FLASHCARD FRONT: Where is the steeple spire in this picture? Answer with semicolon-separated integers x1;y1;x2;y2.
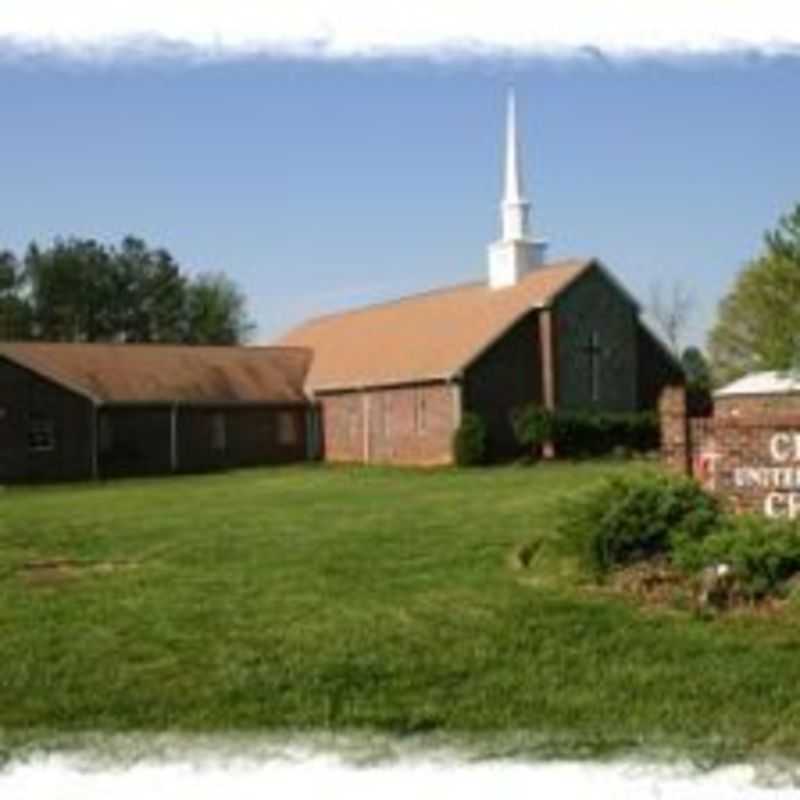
488;88;548;289
503;88;527;214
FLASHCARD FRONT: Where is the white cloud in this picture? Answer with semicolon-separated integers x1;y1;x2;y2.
2;0;800;61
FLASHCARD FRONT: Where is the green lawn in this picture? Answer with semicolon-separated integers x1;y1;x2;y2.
2;462;800;763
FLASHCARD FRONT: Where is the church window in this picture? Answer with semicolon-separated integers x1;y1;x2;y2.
415;390;427;434
28;414;55;452
211;412;227;451
278;411;297;445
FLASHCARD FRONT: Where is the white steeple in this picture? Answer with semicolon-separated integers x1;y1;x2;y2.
488;88;548;289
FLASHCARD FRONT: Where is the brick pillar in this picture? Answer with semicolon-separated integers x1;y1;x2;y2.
538;309;556;411
538;309;557;459
659;384;690;475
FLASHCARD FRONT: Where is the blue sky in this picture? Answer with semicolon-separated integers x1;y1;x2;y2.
2;54;800;348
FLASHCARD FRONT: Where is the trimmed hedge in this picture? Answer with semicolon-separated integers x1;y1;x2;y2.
511;405;660;458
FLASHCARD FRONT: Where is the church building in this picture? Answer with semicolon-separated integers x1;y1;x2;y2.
0;91;681;482
278;90;681;464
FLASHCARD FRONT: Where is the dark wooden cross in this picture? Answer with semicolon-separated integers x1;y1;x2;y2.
582;331;602;403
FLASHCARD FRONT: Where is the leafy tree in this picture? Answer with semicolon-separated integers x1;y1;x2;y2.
0;250;32;340
13;235;254;345
110;237;187;342
708;204;800;384
182;272;254;345
680;346;711;392
25;238;115;341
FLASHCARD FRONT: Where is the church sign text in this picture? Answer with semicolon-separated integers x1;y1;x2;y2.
715;432;800;519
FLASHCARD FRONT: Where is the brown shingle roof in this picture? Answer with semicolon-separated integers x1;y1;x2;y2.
277;259;592;391
0;343;312;405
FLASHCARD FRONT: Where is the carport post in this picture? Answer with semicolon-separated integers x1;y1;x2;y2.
170;404;179;473
91;403;99;480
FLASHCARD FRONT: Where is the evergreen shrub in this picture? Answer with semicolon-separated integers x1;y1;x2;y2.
672;515;800;600
510;405;554;457
558;472;720;577
551;411;660;457
452;412;487;466
510;406;660;459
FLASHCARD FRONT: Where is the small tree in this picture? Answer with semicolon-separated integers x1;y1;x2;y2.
681;346;713;415
648;280;694;355
708;203;800;384
452;413;487;466
182;272;254;345
511;404;553;458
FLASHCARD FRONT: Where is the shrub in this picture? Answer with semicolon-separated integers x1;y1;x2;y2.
511;408;660;460
550;411;660;458
558;472;720;577
452;412;487;466
672;515;800;600
510;405;553;456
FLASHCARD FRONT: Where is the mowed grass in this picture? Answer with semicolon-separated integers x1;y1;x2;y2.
3;462;800;762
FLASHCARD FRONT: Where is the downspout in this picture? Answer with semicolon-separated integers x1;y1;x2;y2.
305;404;318;462
450;379;463;429
90;402;100;480
362;391;371;464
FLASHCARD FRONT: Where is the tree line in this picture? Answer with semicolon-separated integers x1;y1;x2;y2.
0;236;253;345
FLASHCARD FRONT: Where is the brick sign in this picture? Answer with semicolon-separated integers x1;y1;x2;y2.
732;432;800;518
660;385;800;518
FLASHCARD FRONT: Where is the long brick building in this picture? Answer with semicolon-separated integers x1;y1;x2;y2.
0;343;313;482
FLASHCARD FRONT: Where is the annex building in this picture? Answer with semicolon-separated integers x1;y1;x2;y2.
0;343;312;482
0;91;680;481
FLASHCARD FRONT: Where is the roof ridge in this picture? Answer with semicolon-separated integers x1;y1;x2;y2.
0;342;309;353
290;278;485;330
284;258;588;333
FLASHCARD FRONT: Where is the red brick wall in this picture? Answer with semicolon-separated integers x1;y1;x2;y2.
660;385;800;517
659;384;689;475
715;394;800;420
317;382;457;465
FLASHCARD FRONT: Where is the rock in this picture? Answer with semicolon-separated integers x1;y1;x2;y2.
695;562;737;612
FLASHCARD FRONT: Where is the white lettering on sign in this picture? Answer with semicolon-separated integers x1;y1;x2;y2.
770;433;792;462
733;465;800;490
702;430;800;519
764;491;800;520
769;432;800;463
